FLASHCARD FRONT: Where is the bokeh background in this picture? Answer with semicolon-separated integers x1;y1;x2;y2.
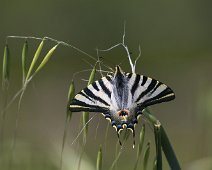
0;0;212;170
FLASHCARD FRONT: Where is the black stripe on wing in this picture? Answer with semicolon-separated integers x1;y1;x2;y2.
69;99;109;112
79;91;94;102
92;81;99;91
131;74;141;96
141;87;175;107
150;81;163;94
141;76;147;86
99;77;111;98
136;79;157;103
83;87;110;106
69;75;112;113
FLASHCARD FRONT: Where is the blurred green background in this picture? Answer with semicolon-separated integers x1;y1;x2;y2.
0;0;212;169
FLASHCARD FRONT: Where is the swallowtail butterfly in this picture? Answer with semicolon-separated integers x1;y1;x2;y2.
69;66;175;145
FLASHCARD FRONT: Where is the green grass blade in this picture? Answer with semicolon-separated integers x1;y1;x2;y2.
34;44;58;75
104;122;110;149
82;111;89;144
2;43;10;89
96;145;102;170
143;142;150;170
154;123;162;170
87;64;96;85
161;126;181;170
153;158;157;170
25;40;44;81
138;125;145;157
67;80;75;102
21;40;28;84
67;80;75;118
1;43;10;151
82;65;96;144
60;81;75;170
110;142;122;170
143;108;181;170
133;125;145;170
143;108;157;125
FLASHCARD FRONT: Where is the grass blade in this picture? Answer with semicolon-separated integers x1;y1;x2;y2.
67;80;75;118
153;158;157;170
154;122;162;170
82;65;96;144
96;145;102;170
87;64;96;85
82;111;89;144
134;125;145;170
138;125;145;157
67;80;75;102
2;43;10;89
161;126;181;170
34;44;58;75
1;43;10;151
143;108;181;170
21;40;28;84
60;81;75;170
143;142;150;170
25;40;44;81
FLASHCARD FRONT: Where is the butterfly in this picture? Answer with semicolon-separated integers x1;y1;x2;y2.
69;66;175;145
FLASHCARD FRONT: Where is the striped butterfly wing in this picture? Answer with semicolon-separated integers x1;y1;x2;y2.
69;76;112;113
126;73;175;109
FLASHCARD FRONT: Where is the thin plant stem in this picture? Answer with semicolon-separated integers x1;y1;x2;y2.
104;122;110;152
77;146;85;170
9;87;25;170
0;87;9;151
60;115;71;170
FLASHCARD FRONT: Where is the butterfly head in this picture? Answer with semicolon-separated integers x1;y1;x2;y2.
114;65;124;77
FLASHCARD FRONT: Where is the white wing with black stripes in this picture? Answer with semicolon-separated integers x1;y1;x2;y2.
126;73;175;109
69;65;175;146
69;76;112;113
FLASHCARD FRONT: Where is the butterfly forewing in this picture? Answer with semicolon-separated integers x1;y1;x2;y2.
69;76;113;112
126;73;175;108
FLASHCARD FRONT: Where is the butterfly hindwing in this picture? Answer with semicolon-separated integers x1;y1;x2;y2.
69;76;113;113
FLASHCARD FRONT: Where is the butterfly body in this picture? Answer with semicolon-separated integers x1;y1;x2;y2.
70;66;175;137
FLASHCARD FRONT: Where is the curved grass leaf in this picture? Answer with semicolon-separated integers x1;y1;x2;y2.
21;41;28;84
34;44;58;75
138;125;145;157
143;108;181;170
67;80;75;102
25;40;44;81
67;80;75;118
143;141;150;170
1;43;10;151
60;81;75;170
154;122;162;170
96;145;102;170
134;125;145;170
2;44;10;89
161;126;181;170
153;158;157;170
